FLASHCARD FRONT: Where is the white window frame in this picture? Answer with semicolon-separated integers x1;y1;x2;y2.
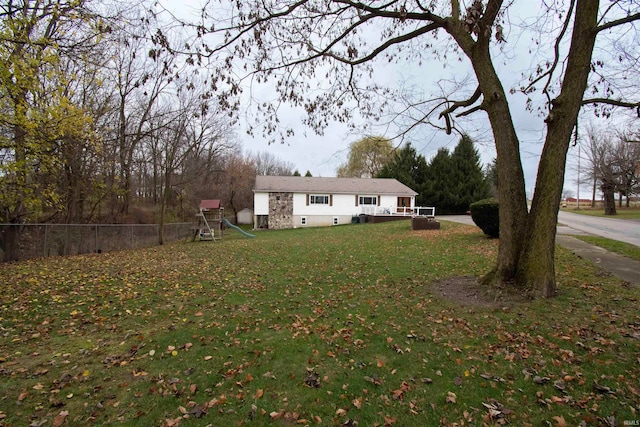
301;216;307;226
310;194;330;205
358;196;377;205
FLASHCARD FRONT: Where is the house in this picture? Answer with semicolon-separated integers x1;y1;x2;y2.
253;175;419;230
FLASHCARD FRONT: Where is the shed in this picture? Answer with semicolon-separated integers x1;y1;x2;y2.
237;208;254;225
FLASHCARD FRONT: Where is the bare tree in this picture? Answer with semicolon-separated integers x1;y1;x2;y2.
248;151;295;176
582;125;640;214
613;132;640;207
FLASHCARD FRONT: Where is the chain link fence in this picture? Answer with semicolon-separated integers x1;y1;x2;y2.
0;223;193;262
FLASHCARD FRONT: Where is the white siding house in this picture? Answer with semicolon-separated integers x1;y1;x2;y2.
253;176;418;229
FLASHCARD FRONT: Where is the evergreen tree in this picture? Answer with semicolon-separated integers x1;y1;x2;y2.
422;148;456;213
377;143;428;203
304;170;313;177
485;158;499;197
420;136;490;214
450;135;491;213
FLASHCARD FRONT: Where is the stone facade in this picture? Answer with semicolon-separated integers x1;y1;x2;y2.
268;192;293;230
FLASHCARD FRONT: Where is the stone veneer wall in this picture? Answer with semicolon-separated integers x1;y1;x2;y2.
268;192;294;230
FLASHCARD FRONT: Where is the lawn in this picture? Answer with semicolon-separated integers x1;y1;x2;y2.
1;221;638;427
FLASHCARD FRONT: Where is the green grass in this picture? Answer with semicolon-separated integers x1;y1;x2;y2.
574;235;640;262
1;221;639;427
562;207;640;220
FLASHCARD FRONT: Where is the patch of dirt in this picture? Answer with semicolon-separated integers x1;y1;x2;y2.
432;276;528;308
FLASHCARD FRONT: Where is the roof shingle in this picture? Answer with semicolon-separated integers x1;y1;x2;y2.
254;176;417;196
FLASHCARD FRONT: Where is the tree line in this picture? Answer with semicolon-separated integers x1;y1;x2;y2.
0;0;297;261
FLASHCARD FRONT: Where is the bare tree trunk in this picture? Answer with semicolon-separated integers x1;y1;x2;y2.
602;181;617;215
517;0;599;297
448;18;528;286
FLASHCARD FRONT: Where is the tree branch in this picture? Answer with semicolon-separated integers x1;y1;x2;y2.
523;0;575;105
595;12;640;33
313;21;444;66
438;86;482;134
582;98;640;116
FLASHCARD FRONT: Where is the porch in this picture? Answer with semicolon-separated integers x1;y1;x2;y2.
356;206;436;224
359;206;436;217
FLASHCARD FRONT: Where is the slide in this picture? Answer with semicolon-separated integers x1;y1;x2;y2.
222;218;256;238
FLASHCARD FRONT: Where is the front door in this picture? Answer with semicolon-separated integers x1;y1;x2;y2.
397;197;411;213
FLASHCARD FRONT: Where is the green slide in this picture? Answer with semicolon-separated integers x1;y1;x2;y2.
222;218;256;238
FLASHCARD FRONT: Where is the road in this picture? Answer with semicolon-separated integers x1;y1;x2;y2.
557;210;640;247
438;212;640;247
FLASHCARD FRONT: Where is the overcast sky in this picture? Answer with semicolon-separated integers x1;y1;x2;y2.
159;1;629;199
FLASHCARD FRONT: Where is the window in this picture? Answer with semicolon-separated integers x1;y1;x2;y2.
358;196;377;205
310;195;329;204
301;216;307;225
333;217;339;225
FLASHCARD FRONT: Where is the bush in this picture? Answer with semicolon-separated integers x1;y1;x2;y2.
469;198;499;238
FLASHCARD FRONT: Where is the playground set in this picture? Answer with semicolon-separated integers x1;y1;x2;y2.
193;200;255;241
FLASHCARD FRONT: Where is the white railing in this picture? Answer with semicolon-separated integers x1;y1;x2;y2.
359;206;436;217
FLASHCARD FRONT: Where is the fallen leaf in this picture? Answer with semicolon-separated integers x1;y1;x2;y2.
446;391;457;404
52;411;69;427
384;415;397;425
352;397;363;409
552;415;567;427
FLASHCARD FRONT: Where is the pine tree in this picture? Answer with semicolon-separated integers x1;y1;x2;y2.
377;143;427;203
450;135;491;213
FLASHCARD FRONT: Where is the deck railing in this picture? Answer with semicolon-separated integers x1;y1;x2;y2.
360;206;436;217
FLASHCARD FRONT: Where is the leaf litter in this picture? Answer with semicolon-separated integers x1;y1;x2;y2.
0;221;638;426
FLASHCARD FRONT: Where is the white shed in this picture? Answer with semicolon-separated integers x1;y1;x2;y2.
237;208;254;225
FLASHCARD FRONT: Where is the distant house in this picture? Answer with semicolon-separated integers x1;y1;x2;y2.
253;175;419;229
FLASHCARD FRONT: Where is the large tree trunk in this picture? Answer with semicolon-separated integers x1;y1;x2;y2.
449;16;529;286
516;0;599;297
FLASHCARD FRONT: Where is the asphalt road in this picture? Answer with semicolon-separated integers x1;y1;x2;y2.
439;211;640;247
557;210;640;247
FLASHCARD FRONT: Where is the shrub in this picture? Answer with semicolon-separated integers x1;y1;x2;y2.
469;198;499;238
